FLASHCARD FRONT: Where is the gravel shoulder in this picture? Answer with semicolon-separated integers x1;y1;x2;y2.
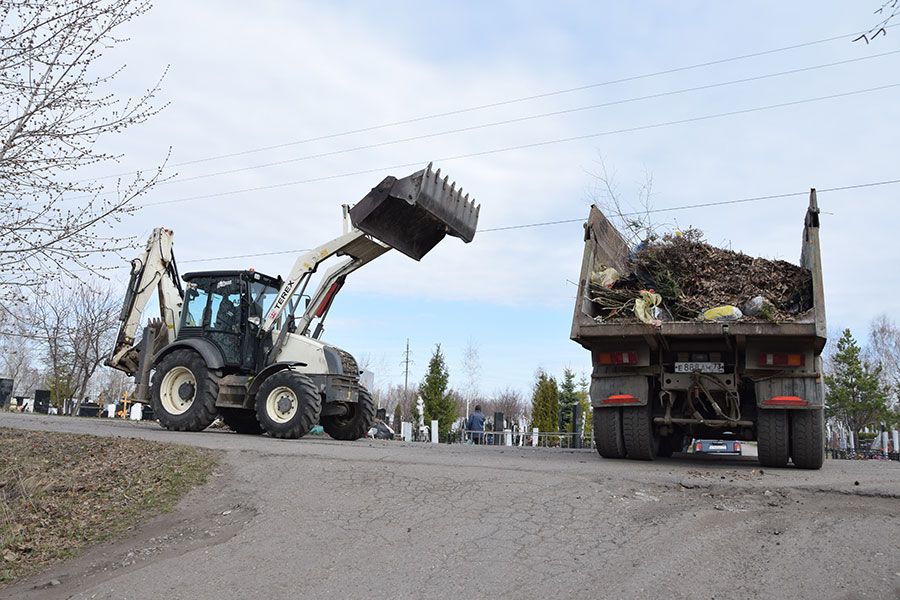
1;412;898;600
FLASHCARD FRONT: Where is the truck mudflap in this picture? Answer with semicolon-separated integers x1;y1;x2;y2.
590;375;649;407
349;163;480;261
755;376;824;409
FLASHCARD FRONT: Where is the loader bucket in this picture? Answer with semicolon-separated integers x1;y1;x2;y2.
349;163;480;260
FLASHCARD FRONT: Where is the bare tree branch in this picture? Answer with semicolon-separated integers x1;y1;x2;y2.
0;0;169;296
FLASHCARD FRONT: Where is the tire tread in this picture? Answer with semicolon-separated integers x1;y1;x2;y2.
758;409;790;468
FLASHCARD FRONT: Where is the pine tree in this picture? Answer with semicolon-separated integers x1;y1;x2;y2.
577;372;592;436
530;371;559;445
392;403;402;431
825;329;892;438
419;344;455;437
558;368;579;433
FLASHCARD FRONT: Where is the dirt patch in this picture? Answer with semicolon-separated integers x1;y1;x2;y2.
0;428;216;586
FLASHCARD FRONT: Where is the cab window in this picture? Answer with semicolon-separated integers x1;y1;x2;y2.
183;285;209;327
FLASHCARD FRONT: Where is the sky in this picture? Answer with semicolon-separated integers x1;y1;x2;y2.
74;1;900;399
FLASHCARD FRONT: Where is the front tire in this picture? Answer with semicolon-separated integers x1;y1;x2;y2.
790;409;824;469
758;409;790;468
593;407;626;458
150;349;219;432
219;407;262;435
255;370;322;439
321;387;376;441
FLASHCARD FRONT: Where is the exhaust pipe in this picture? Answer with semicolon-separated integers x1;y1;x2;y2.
349;163;480;260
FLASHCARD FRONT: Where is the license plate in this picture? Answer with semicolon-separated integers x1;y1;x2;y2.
709;444;727;450
675;362;725;373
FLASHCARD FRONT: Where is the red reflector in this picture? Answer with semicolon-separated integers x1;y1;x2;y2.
762;396;808;407
757;352;805;367
602;394;638;405
595;351;638;365
315;283;340;318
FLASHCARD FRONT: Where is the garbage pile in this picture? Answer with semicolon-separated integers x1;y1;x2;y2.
590;229;814;324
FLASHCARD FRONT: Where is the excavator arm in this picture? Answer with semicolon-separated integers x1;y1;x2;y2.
261;163;480;362
106;228;184;375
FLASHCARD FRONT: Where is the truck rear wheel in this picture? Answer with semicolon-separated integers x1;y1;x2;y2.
219;407;262;435
757;409;790;468
150;349;219;432
658;433;683;458
255;370;322;439
321;387;376;441
790;409;824;469
593;407;626;458
622;404;658;460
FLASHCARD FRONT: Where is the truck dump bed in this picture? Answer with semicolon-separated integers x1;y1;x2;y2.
571;191;827;350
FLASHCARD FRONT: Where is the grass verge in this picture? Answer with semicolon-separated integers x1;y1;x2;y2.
0;428;217;585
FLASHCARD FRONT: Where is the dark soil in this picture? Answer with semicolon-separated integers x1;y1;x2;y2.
0;428;216;585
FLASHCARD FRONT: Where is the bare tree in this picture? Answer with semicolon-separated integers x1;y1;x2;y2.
588;157;659;246
485;387;526;422
460;338;481;419
0;0;168;295
854;1;899;43
27;281;119;408
866;314;900;407
0;305;41;395
91;364;130;403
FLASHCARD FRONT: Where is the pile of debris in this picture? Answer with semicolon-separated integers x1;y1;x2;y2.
590;229;814;324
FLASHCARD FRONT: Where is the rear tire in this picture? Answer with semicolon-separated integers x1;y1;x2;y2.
255;370;322;439
658;433;682;458
757;409;790;468
219;407;262;435
790;409;825;469
593;407;626;458
622;404;658;460
321;387;376;441
150;350;218;432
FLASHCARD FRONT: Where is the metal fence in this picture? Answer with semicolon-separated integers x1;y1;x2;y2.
826;448;900;462
453;430;595;449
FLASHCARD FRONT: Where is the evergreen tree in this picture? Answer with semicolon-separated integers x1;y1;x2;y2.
392;403;403;431
530;371;559;445
825;329;892;437
558;368;579;434
577;373;592;436
419;344;456;437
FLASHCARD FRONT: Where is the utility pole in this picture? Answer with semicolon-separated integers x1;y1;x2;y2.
401;338;413;399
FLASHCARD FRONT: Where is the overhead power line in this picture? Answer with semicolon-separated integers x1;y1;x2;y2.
142;82;900;208
478;178;900;232
154;50;900;186
74;175;900;274
89;26;891;181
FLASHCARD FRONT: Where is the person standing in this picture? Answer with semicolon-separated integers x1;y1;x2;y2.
467;404;485;445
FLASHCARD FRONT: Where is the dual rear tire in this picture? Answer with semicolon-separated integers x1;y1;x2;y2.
758;408;824;469
593;404;659;460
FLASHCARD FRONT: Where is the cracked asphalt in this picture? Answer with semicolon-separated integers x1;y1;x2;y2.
2;412;899;600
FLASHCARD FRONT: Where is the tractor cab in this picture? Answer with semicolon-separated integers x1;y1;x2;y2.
178;270;282;371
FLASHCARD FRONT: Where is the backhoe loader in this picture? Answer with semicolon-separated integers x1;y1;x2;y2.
106;164;480;439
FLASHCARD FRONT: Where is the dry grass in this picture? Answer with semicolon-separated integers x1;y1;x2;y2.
0;428;217;585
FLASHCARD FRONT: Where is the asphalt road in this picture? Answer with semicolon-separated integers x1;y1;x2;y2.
2;413;899;600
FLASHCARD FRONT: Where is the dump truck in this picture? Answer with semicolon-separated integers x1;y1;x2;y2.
571;190;826;469
107;164;479;440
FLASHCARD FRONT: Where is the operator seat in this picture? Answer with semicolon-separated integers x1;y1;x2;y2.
214;297;240;332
